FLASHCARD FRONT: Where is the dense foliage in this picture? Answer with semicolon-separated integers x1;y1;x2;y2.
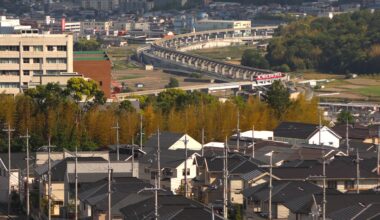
0;83;320;152
74;39;101;51
265;10;380;74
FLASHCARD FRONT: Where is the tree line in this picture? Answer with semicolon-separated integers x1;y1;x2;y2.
242;10;380;74
0;80;319;152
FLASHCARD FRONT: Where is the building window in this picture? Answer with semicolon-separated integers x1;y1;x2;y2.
327;181;337;189
182;168;190;176
23;58;30;64
344;180;355;190
23;46;30;51
0;46;19;51
57;46;67;51
0;83;19;88
23;70;30;76
0;70;19;76
47;46;54;51
33;70;43;75
47;58;66;64
0;58;19;64
33;46;43;52
151;171;157;180
46;70;61;75
144;167;150;174
33;58;42;64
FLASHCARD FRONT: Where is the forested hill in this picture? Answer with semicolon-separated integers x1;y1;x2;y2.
216;0;360;5
265;10;380;74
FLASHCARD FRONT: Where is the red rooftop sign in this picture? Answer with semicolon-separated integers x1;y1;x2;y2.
256;72;283;80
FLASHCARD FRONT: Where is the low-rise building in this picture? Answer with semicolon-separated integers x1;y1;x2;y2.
0;33;82;94
194;19;251;33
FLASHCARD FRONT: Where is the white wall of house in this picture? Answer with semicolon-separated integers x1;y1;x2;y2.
308;126;340;148
277;204;290;219
171;154;198;194
230;179;244;204
169;134;202;151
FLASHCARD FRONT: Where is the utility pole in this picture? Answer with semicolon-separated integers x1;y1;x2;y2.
236;111;240;151
346;107;350;156
269;152;273;220
140;114;143;150
20;129;31;220
157;127;161;189
112;120;120;161
251;125;255;158
46;137;56;220
377;126;380;175
74;118;79;220
355;149;361;194
108;159;112;220
137;174;165;220
319;111;326;220
259;151;274;220
201;128;205;157
223;137;228;219
182;135;189;197
3;124;14;218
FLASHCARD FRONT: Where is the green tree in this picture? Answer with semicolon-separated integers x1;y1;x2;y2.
337;110;354;124
66;78;100;102
241;49;269;69
266;80;290;119
74;39;101;51
165;77;179;88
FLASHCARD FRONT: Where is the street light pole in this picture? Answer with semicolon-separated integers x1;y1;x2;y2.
223;137;228;220
140;114;143;150
112;120;120;161
3;124;14;218
20;129;31;220
236;111;240;151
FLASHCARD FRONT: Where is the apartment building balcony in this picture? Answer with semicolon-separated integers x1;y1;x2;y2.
0;75;20;82
0;51;20;58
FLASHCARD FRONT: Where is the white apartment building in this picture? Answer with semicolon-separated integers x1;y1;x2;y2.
63;21;81;33
0;33;80;94
195;19;251;32
80;20;112;35
0;16;32;34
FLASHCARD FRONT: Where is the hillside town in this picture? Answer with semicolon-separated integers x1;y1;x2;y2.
0;0;380;220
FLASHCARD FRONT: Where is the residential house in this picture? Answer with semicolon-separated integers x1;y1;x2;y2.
0;153;34;204
35;156;134;217
272;156;380;193
242;180;336;219
139;132;202;195
120;195;224;220
79;177;155;220
273;122;342;148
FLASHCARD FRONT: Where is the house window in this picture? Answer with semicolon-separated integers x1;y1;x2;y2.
23;58;30;63
344;180;355;190
182;168;190;176
47;46;54;51
151;171;157;180
144;167;150;174
327;181;337;189
33;46;43;51
23;46;30;51
23;70;30;76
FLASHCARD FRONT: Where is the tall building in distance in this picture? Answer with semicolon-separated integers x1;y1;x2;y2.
0;33;81;94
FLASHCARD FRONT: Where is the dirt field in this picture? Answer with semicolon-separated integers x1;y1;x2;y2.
112;69;211;91
316;77;380;101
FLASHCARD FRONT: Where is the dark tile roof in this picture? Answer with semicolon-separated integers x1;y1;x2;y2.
242;181;323;203
79;177;156;215
37;157;107;182
272;156;379;180
332;124;370;140
0;152;35;170
170;207;224;220
339;139;376;159
274;122;319;139
119;195;210;220
140;148;199;169
143;131;184;153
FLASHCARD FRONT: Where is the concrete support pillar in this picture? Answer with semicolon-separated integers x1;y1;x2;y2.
221;66;227;75
214;64;219;73
235;70;240;79
175;55;180;62
207;63;212;72
194;59;199;68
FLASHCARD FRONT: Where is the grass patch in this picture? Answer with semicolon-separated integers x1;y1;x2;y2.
117;74;144;80
189;45;256;61
354;86;380;97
